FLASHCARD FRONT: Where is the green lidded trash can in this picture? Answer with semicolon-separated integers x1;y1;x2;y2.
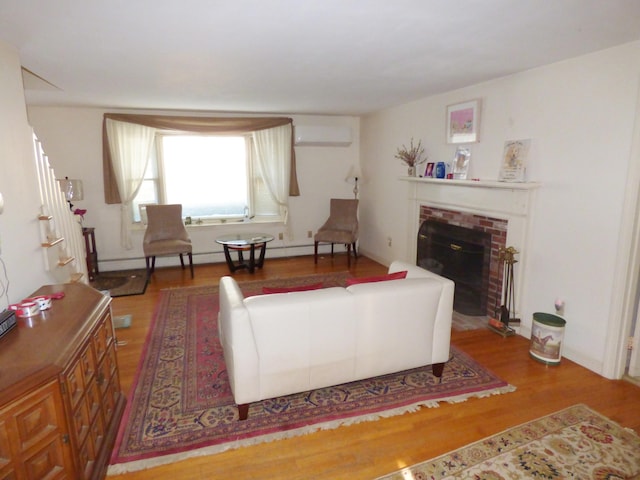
529;312;566;365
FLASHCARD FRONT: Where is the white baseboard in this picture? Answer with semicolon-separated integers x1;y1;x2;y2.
96;243;329;272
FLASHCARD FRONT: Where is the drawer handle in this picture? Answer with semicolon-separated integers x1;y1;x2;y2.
450;243;462;251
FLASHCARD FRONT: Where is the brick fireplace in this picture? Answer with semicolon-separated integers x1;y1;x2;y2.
418;206;508;317
403;177;539;324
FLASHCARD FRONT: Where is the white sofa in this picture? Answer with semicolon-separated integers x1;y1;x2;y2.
218;260;454;420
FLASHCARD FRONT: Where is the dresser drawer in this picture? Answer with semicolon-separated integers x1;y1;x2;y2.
0;380;73;479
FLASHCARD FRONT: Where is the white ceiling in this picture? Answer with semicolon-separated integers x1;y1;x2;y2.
2;0;640;115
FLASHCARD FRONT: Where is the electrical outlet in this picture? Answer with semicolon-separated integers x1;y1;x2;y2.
387;237;392;247
307;230;312;238
278;232;284;240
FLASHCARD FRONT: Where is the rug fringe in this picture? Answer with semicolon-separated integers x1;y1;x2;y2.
107;383;516;475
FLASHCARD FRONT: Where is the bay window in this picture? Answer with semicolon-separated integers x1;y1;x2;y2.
103;114;298;248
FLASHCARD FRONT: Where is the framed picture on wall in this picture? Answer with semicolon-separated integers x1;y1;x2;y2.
446;99;481;144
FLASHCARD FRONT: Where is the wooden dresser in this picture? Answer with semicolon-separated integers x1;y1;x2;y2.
0;283;126;479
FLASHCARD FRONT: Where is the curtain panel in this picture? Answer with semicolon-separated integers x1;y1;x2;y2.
252;124;292;224
102;113;300;204
104;119;156;249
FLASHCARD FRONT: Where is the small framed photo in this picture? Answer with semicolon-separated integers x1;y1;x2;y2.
452;147;470;179
446;99;481;144
424;162;435;177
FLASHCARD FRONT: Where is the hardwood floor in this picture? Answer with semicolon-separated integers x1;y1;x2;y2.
108;254;640;480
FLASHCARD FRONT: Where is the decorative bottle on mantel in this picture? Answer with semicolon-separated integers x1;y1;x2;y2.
408;166;416;177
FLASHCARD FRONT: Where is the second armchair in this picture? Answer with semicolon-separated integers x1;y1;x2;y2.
314;198;359;267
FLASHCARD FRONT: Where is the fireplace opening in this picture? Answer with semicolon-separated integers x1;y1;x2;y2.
417;220;491;316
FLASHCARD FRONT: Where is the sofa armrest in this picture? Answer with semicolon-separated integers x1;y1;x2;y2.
218;276;260;404
389;260;443;280
387;260;454;363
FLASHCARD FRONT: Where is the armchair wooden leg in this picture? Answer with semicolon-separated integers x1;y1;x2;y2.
347;243;351;267
330;243;334;257
238;403;249;421
432;362;445;378
145;256;152;276
179;253;185;269
314;241;319;264
145;256;156;275
352;242;358;258
188;253;194;278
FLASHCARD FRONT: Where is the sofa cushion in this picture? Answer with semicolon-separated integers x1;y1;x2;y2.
347;278;444;379
262;282;323;294
244;287;358;399
346;270;407;286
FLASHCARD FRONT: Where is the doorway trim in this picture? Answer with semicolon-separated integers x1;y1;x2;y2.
604;77;640;379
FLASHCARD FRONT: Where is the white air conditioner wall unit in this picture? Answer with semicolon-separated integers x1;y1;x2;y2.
294;126;352;147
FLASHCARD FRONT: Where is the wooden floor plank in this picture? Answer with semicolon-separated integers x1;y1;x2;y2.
108;254;640;480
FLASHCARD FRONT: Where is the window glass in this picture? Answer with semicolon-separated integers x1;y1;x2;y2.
132;132;283;223
132;150;159;222
162;135;247;220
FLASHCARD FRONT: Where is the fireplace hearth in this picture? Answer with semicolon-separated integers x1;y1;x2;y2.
418;220;491;315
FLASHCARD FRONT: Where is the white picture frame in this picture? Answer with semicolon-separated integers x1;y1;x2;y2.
499;139;531;182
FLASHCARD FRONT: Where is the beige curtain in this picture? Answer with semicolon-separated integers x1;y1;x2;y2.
252;124;292;223
102;113;299;204
105;119;156;249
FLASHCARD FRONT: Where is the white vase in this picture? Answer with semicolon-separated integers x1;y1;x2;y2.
407;166;416;177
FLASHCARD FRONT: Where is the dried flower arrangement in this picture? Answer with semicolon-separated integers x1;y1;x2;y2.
395;138;426;167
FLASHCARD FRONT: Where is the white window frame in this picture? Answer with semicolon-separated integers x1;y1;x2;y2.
132;131;283;224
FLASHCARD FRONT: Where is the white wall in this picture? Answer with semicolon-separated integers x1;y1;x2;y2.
25;108;360;271
360;41;640;376
0;41;54;310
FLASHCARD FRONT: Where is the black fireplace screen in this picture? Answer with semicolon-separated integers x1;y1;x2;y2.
417;220;491;316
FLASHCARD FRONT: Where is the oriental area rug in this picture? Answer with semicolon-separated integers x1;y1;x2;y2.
376;404;640;479
108;273;515;475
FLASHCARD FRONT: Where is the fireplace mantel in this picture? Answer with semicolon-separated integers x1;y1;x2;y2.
400;177;540;191
400;177;540;219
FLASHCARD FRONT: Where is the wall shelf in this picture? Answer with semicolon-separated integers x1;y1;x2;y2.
57;256;75;266
41;237;64;248
70;272;84;283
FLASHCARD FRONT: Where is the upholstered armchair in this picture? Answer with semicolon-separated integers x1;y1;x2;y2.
143;204;194;278
314;198;359;267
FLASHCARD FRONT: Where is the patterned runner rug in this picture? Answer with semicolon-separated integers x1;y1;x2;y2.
376;404;640;479
108;273;515;475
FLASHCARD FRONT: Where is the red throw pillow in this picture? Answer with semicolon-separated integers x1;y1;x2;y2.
346;270;408;286
262;282;324;294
